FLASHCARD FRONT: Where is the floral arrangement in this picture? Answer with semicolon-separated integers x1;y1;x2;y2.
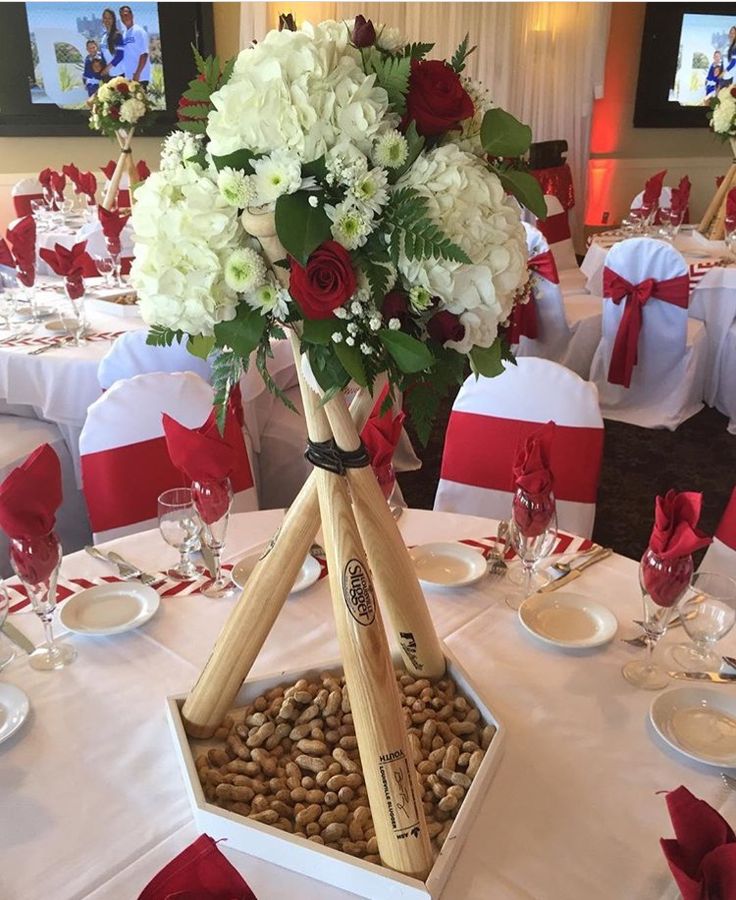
132;17;544;439
89;77;153;136
708;85;736;138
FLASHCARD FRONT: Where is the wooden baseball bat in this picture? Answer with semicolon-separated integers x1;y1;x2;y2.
181;388;377;739
290;331;432;878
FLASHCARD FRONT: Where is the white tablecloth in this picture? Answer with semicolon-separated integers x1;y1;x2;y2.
36;218;135;275
581;231;736;405
2;509;732;899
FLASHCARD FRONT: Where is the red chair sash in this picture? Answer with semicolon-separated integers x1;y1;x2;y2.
537;211;570;245
529;249;559;285
13;193;44;218
602;267;690;388
507;297;537;344
716;488;736;551
440;412;603;504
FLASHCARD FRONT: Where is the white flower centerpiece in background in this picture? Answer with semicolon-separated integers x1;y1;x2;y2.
132;15;545;438
709;85;736;138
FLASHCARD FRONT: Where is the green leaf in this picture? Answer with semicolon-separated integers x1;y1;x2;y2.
469;339;506;378
146;326;183;347
305;344;350;394
187;334;215;359
403;380;440;446
301;155;327;181
191;43;207;77
256;339;298;414
334;341;368;387
213;305;267;357
178;120;207;134
379;329;432;374
384;187;471;264
480;108;533;158
211;148;257;174
182;81;212;102
365;54;411;114
275;191;332;266
388;120;425;184
496;168;547;219
450;33;476;74
177;103;211;120
219;56;236;88
301;318;336;346
403;41;434;59
210;350;244;433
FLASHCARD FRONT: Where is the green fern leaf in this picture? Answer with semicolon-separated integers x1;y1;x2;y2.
450;33;477;74
366;54;410;114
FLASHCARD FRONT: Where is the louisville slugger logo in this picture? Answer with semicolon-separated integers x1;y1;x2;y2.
342;559;375;626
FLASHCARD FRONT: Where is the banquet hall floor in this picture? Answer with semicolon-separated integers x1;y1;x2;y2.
400;402;736;562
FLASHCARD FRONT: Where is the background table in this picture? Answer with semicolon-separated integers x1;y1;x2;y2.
1;509;732;899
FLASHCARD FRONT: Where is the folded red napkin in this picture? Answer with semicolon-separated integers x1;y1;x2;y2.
661;786;736;900
38;167;53;189
136;160;151;182
0;444;62;540
98;207;129;256
362;407;405;470
7;216;36;285
101;159;117;181
642;170;666;208
512;421;556;538
77;171;98;204
39;241;96;297
138;834;257;900
670;176;691;216
62;163;81;188
0;238;15;269
49;170;66;199
727;188;736;222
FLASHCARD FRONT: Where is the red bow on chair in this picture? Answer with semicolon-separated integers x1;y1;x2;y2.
529;249;559;285
603;267;689;388
507;250;559;343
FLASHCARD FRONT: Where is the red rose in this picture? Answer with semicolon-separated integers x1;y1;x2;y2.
382;289;411;328
109;107;120;119
731;86;736;98
427;310;464;344
117;82;129;93
289;241;357;320
405;60;474;137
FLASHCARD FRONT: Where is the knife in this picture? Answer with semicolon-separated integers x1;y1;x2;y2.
669;671;736;683
537;547;613;592
2;620;35;654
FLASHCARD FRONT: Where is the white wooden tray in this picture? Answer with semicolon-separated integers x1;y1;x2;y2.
167;645;504;899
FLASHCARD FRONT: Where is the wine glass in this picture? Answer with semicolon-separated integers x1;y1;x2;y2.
30;199;48;232
725;216;736;258
192;478;236;599
158;488;205;581
670;571;736;671
9;530;76;670
0;273;18;330
505;488;558;610
622;548;693;690
0;584;17;671
94;255;115;289
58;280;87;346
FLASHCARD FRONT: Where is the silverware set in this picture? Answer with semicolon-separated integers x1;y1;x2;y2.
28;336;73;356
84;545;161;585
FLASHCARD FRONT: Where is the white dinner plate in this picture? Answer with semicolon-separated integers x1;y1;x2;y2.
14;306;55;321
59;582;160;635
0;683;30;745
231;551;321;594
650;687;736;767
518;591;618;649
409;542;487;588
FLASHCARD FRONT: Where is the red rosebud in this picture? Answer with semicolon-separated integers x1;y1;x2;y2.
404;59;474;137
109;107;120;119
352;14;376;48
289;241;357;320
427;309;464;344
381;289;411;327
117;82;129;93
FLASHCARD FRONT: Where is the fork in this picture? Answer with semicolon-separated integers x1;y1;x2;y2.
29;336;72;356
723;656;736;670
721;772;736;792
483;522;509;576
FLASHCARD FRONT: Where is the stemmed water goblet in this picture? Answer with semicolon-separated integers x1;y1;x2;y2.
9;530;76;670
58;278;87;346
192;477;236;598
622;548;693;690
505;487;558;610
93;255;115;289
158;488;205;581
0;584;17;671
0;273;18;330
669;571;736;671
725;216;736;259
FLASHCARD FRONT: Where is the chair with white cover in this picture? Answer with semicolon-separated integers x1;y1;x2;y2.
714;322;736;435
434;357;604;538
700;487;736;577
79;372;257;544
514;224;602;379
588;237;708;430
0;418;91;576
97;329;213;390
11;177;44;218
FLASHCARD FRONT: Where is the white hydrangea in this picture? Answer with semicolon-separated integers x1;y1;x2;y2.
217;166;256;207
206;26;390;163
396;144;527;337
130;163;241;335
160;131;204;171
119;97;147;124
451;77;497;157
712;87;736;134
446;306;503;355
376;25;406;54
252;149;302;205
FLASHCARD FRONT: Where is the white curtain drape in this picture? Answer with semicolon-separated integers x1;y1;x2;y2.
238;3;611;250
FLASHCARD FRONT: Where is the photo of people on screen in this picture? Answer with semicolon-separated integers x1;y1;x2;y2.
25;2;164;109
670;13;736;106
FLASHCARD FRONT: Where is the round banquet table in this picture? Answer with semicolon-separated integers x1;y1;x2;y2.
581;228;736;407
1;508;733;900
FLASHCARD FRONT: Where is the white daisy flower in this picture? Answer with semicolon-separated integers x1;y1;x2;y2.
325;200;372;250
372;130;408;169
224;247;266;293
352;168;389;215
252;149;302;205
217;167;256;208
409;285;432;311
246;280;290;318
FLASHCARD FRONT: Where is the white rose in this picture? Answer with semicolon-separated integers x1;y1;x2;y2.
120;97;146;124
396;144;527;324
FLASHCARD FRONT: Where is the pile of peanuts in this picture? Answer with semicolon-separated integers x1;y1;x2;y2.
195;669;495;868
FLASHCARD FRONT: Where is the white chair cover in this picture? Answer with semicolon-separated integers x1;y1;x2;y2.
434;357;604;538
589;237;707;430
515;224;602;380
79;372;257;544
715;322;736;435
98;330;212;390
11;177;44;218
700;487;736;577
0;417;90;576
631;186;673;211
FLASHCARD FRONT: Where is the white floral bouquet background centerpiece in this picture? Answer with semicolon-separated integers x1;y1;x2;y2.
132;16;545;439
88;76;152;136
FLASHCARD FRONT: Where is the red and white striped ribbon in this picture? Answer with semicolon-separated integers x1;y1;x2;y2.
1;330;126;350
